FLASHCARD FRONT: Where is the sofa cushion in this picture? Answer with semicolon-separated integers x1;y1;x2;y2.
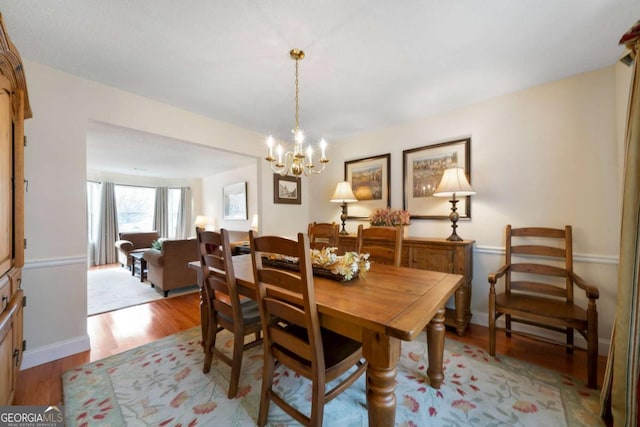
119;231;159;249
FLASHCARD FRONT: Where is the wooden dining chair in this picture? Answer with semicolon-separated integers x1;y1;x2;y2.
356;224;403;266
196;228;263;398
307;221;339;250
249;231;367;426
488;225;600;388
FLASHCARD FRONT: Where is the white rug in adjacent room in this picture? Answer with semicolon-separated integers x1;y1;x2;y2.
87;267;198;316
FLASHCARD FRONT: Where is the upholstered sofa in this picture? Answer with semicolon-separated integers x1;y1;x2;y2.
143;238;199;297
115;231;159;268
227;230;250;255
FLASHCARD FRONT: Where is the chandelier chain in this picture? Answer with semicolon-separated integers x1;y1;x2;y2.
294;58;300;132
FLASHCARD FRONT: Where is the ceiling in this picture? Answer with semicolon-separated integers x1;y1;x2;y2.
2;1;639;178
86;121;256;179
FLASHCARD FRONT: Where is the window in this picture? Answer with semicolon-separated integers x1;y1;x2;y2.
115;185;156;232
167;188;182;239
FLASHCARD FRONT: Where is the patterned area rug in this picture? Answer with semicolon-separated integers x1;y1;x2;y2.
62;327;603;426
87;267;199;316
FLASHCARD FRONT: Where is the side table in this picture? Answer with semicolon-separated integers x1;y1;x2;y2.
130;251;147;282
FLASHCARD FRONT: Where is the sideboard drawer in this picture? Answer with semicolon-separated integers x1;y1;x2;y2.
0;276;10;314
407;245;454;272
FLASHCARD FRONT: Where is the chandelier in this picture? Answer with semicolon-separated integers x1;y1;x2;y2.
265;49;329;177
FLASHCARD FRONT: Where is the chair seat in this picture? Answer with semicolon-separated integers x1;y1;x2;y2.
495;293;587;329
217;299;261;325
280;324;363;371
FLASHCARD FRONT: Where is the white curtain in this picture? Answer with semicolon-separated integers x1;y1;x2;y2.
174;186;191;239
94;182;119;265
154;186;168;238
600;22;640;426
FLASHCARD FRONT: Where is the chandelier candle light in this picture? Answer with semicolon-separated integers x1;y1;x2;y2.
265;49;329;177
433;167;476;241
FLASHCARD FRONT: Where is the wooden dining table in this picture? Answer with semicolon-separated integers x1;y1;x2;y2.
190;255;463;427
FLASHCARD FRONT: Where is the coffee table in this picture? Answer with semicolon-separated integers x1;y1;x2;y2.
130;251;147;282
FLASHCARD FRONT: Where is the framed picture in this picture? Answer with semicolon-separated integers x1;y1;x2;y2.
344;154;391;219
223;182;248;220
403;138;471;219
273;174;301;204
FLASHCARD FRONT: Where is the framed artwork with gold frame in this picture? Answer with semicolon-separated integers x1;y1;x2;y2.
344;153;391;219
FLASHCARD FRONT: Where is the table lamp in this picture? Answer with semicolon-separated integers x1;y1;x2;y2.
330;181;357;235
194;215;211;232
251;214;259;233
433;167;475;241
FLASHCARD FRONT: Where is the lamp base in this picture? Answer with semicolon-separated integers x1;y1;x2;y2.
446;231;463;241
446;196;464;241
339;202;349;235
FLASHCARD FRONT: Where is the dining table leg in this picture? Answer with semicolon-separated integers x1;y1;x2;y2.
426;306;446;388
362;329;401;427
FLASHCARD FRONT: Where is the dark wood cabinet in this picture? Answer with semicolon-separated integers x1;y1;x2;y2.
339;235;474;335
0;14;31;405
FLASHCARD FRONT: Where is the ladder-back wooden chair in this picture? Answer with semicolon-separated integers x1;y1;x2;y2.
249;231;367;426
307;222;339;250
356;224;403;266
488;225;600;388
196;228;263;398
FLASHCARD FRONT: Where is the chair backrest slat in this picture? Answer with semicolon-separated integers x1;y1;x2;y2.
510;263;566;277
510;281;568;297
512;245;566;258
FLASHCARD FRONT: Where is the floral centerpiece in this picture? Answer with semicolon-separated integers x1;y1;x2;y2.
370;208;411;226
310;247;370;281
262;247;370;282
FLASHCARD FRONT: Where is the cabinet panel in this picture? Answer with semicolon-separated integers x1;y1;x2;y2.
0;86;11;277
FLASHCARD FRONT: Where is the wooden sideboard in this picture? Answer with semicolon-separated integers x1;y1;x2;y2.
0;14;31;404
339;235;474;335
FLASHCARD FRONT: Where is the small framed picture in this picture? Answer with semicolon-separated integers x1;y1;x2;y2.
223;182;248;220
403;138;471;219
344;153;391;219
273;174;301;205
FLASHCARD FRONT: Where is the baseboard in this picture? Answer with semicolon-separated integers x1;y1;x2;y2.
20;334;91;370
471;312;610;356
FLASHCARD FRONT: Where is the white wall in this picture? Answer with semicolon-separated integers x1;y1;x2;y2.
19;57;629;368
309;65;628;355
201;164;258;233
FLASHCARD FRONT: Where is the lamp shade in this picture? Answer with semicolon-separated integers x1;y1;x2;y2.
251;214;259;232
433;168;476;197
194;215;211;228
330;181;357;203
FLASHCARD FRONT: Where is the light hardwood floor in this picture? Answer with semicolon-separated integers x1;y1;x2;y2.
14;290;607;406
